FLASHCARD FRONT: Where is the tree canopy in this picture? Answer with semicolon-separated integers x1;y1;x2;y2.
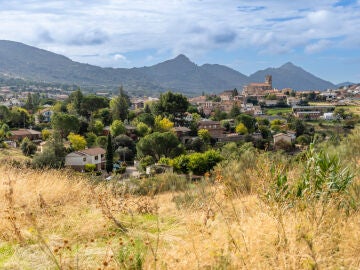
158;91;189;119
136;132;183;160
110;86;130;121
110;120;126;137
51;112;80;138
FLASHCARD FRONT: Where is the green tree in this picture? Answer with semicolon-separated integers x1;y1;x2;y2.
8;107;31;128
296;134;312;145
265;93;277;100
89;119;104;135
93;108;112;126
229;105;240;118
80;95;109;118
198;129;211;143
110;86;130;121
172;150;222;175
96;136;107;148
20;137;37;156
136;122;151;137
113;134;136;153
32;132;66;168
290;119;306;136
136;113;154;127
85;132;97;147
68;89;83;115
24;93;34;111
154;116;174;132
258;125;271;139
116;146;135;162
237;114;256;132
139;155;155;171
110;120;126;137
185;137;207;152
232;88;239;97
0;105;10;122
235;123;248;134
158;91;189;120
67;133;87;151
212;108;227;121
53;101;67;113
0;123;11;144
105;134;113;173
41;129;51;141
136;132;183;160
51;113;80;138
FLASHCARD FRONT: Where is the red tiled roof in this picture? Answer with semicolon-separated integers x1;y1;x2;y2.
11;129;41;136
248;83;270;87
76;147;106;156
173;126;191;132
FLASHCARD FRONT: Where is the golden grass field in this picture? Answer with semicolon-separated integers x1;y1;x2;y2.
1;155;360;269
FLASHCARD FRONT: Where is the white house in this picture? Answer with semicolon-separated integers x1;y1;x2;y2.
321;112;336;120
65;147;106;171
38;108;54;123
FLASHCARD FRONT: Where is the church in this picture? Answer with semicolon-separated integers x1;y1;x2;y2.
243;75;273;95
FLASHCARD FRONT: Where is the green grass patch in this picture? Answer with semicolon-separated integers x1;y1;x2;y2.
264;107;292;116
0;243;15;267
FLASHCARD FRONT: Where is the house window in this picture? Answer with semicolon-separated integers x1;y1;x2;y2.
95;156;98;160
83;157;86;162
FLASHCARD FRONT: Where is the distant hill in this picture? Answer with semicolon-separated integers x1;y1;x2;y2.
0;40;337;94
249;62;335;91
336;82;356;88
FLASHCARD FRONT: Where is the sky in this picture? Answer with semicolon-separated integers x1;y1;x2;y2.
0;0;359;84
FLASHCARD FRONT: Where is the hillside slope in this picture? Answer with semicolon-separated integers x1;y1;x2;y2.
0;40;336;93
249;62;335;90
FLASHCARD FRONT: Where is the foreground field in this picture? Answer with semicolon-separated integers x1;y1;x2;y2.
1;146;360;270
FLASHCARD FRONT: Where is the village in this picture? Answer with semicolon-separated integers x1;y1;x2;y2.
0;76;359;179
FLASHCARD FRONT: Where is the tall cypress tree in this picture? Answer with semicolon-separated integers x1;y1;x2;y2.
105;134;113;173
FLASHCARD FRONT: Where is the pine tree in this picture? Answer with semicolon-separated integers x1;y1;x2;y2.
110;86;130;121
105;134;113;173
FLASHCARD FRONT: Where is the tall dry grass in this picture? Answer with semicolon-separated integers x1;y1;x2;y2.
0;147;360;269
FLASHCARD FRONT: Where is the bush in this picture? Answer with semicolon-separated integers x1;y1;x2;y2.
296;143;353;199
139;155;155;171
96;136;107;148
20;137;37;156
32;148;64;168
115;166;126;174
0;141;8;148
84;163;96;172
167;150;223;175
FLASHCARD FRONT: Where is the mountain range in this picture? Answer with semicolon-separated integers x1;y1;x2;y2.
0;40;340;95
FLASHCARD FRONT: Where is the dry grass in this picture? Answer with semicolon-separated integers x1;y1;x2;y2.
1;161;360;269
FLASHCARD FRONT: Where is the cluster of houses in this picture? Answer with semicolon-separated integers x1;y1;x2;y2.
2;77;359;173
0;86;71;109
186;76;360;121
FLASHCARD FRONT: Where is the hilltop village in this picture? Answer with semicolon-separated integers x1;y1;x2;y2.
0;76;359;178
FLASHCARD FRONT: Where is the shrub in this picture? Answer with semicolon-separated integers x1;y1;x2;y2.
96;136;107;148
20;137;37;156
115;166;126;174
296;143;353;199
166;150;223;175
139;155;155;171
84;163;96;172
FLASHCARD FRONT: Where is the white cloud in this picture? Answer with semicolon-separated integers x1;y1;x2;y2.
0;0;359;67
305;40;332;53
114;54;127;61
